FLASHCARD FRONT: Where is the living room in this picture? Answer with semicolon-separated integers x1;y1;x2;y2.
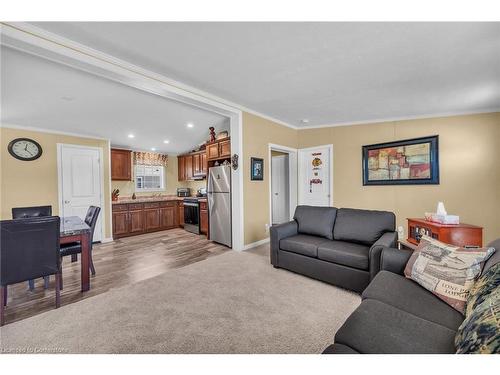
1;1;499;374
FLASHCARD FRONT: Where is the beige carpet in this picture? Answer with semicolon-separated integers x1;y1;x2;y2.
0;246;360;353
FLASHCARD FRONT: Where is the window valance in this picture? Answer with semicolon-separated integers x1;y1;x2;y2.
133;151;168;167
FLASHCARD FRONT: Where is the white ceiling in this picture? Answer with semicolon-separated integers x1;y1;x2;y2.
0;46;229;154
29;22;500;127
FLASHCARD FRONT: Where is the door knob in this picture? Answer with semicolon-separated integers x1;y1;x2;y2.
274;193;279;195
64;200;70;204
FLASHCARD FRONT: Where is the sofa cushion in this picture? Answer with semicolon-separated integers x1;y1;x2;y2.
322;343;359;354
333;208;395;246
482;238;500;275
280;234;329;258
455;263;500;354
293;205;337;240
335;299;457;354
404;235;496;313
317;240;370;270
362;271;464;331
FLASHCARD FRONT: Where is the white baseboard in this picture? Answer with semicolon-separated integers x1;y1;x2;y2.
101;237;114;243
242;237;270;251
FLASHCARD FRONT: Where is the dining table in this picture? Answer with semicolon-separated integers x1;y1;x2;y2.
60;216;92;292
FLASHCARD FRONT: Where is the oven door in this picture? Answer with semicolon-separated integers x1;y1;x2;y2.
184;201;200;233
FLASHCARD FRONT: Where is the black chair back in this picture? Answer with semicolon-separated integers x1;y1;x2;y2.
12;205;52;219
0;217;60;286
84;206;101;246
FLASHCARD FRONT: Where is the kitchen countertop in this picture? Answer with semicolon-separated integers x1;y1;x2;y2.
112;196;207;204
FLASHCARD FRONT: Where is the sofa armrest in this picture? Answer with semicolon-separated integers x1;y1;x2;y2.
380;246;414;276
270;220;298;266
369;232;398;280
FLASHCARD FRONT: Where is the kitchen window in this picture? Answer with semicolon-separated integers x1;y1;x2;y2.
135;165;165;192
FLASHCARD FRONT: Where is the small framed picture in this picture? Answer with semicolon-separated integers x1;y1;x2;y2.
250;157;264;181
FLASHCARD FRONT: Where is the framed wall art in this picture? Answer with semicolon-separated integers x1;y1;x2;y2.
362;135;439;185
250;157;264;181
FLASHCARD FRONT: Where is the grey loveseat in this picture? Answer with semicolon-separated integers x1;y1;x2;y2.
270;206;397;293
323;238;500;354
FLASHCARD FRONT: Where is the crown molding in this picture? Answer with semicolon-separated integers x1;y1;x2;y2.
298;108;500;130
0;123;110;141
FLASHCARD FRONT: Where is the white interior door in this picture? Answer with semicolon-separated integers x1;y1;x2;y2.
271;155;290;224
59;144;103;242
298;145;332;207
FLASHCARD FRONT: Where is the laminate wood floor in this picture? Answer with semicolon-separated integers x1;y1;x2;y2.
3;229;229;325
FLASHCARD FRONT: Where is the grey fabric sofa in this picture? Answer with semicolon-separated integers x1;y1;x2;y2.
323;238;500;354
270;206;397;293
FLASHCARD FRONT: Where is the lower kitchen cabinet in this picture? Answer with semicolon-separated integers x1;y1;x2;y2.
200;201;208;235
129;209;145;234
144;210;160;232
113;200;182;239
160;201;177;229
178;202;185;227
112;211;129;237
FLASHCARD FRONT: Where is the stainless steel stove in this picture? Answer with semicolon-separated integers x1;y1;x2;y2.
183;197;200;234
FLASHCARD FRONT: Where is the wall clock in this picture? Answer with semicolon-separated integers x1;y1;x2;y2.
8;138;43;161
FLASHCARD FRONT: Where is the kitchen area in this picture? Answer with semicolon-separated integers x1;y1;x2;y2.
110;132;232;247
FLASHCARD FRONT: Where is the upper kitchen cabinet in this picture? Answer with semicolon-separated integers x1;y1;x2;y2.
111;148;132;180
178;150;208;181
206;137;231;161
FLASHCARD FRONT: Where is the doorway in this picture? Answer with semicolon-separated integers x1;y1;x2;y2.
271;152;290;224
268;144;298;226
57;143;104;242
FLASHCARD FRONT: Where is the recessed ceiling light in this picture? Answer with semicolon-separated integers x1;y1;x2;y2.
187;123;194;128
163;140;170;144
151;147;156;151
300;119;310;124
128;134;135;138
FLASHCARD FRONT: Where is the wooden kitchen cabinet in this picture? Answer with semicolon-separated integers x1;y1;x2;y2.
206;142;220;160
178;155;186;181
111;148;132;180
178;151;207;181
201;153;207;175
219;139;231;158
206;137;231;162
178;202;185;227
160;201;177;229
200;200;208;235
112;211;129;237
184;155;193;180
113;200;184;238
128;203;145;234
144;202;161;232
192;152;201;176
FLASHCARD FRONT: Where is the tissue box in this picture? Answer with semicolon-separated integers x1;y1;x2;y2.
426;213;460;224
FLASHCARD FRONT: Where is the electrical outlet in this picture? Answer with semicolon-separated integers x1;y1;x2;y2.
265;223;270;233
397;226;404;239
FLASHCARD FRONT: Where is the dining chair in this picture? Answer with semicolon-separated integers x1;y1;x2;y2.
12;205;53;290
59;206;101;289
1;216;61;326
12;205;52;219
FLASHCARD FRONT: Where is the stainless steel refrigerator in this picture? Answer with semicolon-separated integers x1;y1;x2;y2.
208;165;232;247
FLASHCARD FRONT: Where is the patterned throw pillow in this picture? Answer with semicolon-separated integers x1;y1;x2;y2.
404;235;495;313
455;263;500;354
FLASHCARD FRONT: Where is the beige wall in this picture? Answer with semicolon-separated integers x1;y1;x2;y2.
242;112;298;245
298;113;500;245
0;127;112;238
